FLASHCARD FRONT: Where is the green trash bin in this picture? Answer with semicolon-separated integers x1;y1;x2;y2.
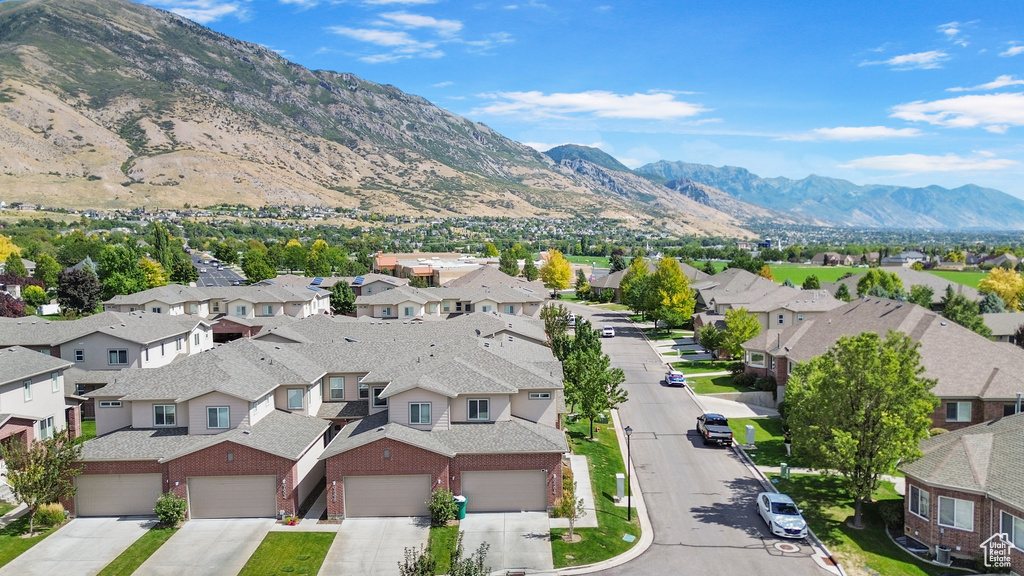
780;462;790;480
454;495;467;519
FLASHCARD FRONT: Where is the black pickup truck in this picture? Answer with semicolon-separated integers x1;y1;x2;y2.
696;413;733;447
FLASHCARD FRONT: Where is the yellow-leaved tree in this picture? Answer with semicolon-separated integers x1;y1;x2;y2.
0;234;20;264
978;267;1024;311
539;249;572;293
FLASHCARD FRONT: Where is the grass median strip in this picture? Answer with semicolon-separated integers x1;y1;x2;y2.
551;420;640;568
97;525;178;576
238;532;335;576
690;374;753;395
427;523;459;574
0;515;54;568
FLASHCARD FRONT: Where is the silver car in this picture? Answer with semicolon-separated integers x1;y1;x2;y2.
756;492;808;539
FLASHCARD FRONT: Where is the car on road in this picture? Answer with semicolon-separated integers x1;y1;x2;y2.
696;413;733;446
199;267;207;273
756;492;808;539
602;326;615;337
231;280;241;286
665;370;687;387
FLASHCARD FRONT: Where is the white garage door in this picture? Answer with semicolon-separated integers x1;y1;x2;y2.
76;474;163;517
461;470;547;512
344;474;431;517
188;475;277;519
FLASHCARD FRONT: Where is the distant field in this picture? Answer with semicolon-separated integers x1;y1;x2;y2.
925;270;987;289
767;263;858;284
565;255;610;268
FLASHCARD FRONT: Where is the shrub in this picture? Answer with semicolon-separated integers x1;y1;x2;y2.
777;401;788;422
733;372;757;389
399;544;436;576
154;491;187;526
929;427;949;436
426;487;458;526
35;502;65;526
878;500;904;530
727;362;746;376
754;375;777;392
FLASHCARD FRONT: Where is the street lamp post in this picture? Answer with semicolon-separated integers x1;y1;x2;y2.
625;425;633;521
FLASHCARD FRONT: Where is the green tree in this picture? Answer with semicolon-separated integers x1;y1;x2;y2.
139;257;168;289
241;249;276;284
57;268;102;316
522;258;538;281
4;252;27;277
563;321;627;438
697;324;725;357
22;284;48;308
305;239;331;277
557;480;586;542
723;307;760;359
1;430;83;535
32;253;61;289
979;292;1006;314
282;239;306;273
541;303;570;349
540;249;572;292
409;276;429;288
907;285;934;308
170;259;199;284
834;283;852;302
941;286;991;337
98;245;146;298
609;253;626;273
482;242;499;257
801;275;821;290
498;248;520;277
149;221;174;271
620;255;652;320
701;260;717;275
330;281;356;315
509;243;531;261
574;268;590;299
785;331;938;528
856;269;903;297
651;257;695;332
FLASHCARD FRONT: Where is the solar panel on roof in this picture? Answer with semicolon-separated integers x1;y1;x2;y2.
353;276;365;285
310;277;323;285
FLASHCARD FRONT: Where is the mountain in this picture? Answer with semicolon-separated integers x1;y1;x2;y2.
0;0;748;236
636;160;1024;230
544;144;632;173
661;178;822;226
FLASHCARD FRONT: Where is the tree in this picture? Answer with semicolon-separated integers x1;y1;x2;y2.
620;256;652;320
757;264;774;281
241;249;276;283
541;303;570;348
98;245;146;299
282;239;306;273
498;248;520;277
651;257;695;332
697;324;725;357
1014;324;1024;349
558;479;586;542
609;253;626;273
563;321;627;438
978;267;1024;311
447;532;490;576
574;269;590;299
409;276;429;288
139;257;168;289
57;268;102;316
723;307;760;359
0;233;19;264
0;292;26;318
399;544;437;576
330;281;356;315
801;275;821;290
785;331;938;528
170;259;199;284
3;252;27;277
701;260;717;275
305;239;332;277
509;243;531;261
856;269;902;297
1;430;83;535
522;258;538;281
149;221;174;271
540;249;572;292
22;285;48;308
907;285;934;308
482;242;499;257
941;286;991;337
978;292;1006;314
32;253;61;289
834;283;851;302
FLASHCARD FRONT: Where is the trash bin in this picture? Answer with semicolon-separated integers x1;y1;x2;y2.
780;462;790;480
454;495;467;520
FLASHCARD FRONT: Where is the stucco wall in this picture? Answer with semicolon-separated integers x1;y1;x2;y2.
389;389;450;430
450;394;511;423
187;392;250;434
509;391;557;426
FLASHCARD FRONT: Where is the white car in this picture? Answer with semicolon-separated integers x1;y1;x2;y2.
602;326;615;337
199;267;207;273
756;492;808;539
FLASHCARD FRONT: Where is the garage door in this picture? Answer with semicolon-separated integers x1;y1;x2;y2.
76;474;163;517
344;474;431;517
461;470;547;512
187;475;277;519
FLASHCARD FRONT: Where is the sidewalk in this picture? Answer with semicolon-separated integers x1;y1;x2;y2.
0;502;27;530
550;455;598;529
756;466;906;496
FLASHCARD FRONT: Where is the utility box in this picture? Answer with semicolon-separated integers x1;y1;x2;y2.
615;473;625;502
780;462;790;479
745;424;756;446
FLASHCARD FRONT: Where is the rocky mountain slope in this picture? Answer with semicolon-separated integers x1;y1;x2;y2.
637;160;1024;230
0;0;749;237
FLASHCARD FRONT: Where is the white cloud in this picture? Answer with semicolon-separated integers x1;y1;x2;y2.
781;126;923;142
891;92;1024;133
860;50;950;70
937;21;971;47
378;11;462;36
1001;44;1024;57
433;81;454;87
143;0;243;24
328;26;427;47
473;90;709;120
947;75;1024;92
841;152;1017;173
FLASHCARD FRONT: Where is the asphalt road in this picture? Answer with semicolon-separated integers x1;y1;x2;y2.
568;304;825;576
190;254;245;287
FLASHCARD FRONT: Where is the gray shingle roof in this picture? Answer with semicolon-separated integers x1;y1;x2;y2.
443;265;547;292
316;401;369;420
80;427;208;461
822;268;980;305
982;312;1024;337
0;311;205;347
103;284;326;308
900;413;1024;510
0;346;72;385
161;410;329;462
319;411;455;459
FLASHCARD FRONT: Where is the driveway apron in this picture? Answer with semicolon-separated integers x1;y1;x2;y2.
135;518;274;576
460;512;553;573
0;516;154;576
319;516;430;576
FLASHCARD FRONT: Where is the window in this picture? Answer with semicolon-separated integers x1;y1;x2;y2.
207;407;229;429
366;287;372;294
770;357;776;371
443;302;450;312
287;388;304;410
372;387;387;408
468;399;489;421
99;401;122;408
40;349;50;356
409;403;431;424
403;306;414;317
456;302;463;312
358;378;369;400
51;372;59;393
429;303;438;314
381;307;392;317
39;416;54;440
144;348;149;362
946;401;972;422
23;380;32;401
748;352;765;367
937;496;974;531
1001;511;1024;550
189;303;198;314
212;302;220;312
194;333;200;346
777;314;784;325
235;305;247;317
329;377;344;400
176;337;182;351
74;349;84;362
797;313;804;322
262;304;273;315
504;305;515;314
154;404;176;426
151;306;162;314
108;349;129;365
1005;404;1020;417
908;485;930;520
161;342;165;356
529;392;551;400
482;305;492;313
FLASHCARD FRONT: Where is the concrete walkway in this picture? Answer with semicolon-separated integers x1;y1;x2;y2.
691;391;780;418
1;516;155;576
550;454;598;529
460;512;553;574
0;503;27;530
319;516;429;576
757;466;906;496
136;518;274;576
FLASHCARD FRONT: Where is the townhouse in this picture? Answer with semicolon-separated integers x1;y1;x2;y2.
696;285;842;333
0;347;77;450
354;284;546;320
982;312;1024;344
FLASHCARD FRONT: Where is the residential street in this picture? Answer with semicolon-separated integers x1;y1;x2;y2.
568;304;826;576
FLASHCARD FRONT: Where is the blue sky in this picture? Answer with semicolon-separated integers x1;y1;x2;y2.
136;0;1024;199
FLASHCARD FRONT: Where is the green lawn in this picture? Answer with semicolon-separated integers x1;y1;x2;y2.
767;263;860;285
81;420;96;440
641;328;692;340
427;524;459;574
97;526;178;576
592;303;629;311
565;255;611;269
552;420;640;568
728;418;808;468
690;375;752;395
237;532;335;576
0;504;14;517
924;270;987;289
773;475;970;576
0;515;56;568
669;360;733;375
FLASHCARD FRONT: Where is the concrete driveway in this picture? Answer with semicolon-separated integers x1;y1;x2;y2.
0;516;154;576
135;518;274;576
460;512;553;573
319;516;430;576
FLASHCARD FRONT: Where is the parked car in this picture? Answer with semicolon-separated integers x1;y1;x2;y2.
696;413;733;446
602;326;615;337
567;313;576;328
756;492;808;539
665;370;687;387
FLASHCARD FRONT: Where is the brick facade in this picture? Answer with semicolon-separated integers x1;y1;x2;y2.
0;418;36;446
